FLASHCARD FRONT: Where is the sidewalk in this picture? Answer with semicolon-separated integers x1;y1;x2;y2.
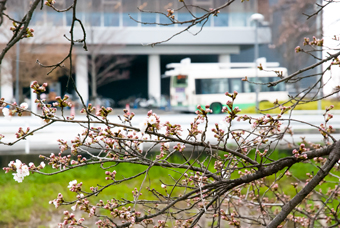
0;108;338;155
0;108;178;155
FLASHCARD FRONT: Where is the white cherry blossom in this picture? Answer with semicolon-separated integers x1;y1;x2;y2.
2;108;11;121
139;120;148;133
13;173;24;183
20;102;28;110
68;180;77;189
8;161;15;167
71;204;77;211
14;159;22;168
148;116;157;125
163;142;170;149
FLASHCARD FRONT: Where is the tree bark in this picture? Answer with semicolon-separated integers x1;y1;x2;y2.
268;140;340;228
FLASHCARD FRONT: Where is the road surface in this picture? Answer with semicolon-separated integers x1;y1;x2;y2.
0;109;338;155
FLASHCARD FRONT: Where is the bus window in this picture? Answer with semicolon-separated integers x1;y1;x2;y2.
260;77;271;92
243;80;256;92
195;78;229;94
230;78;243;93
172;75;188;88
269;77;285;91
247;77;286;92
261;77;286;92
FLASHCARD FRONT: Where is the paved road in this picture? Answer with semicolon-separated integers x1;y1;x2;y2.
0;109;338;155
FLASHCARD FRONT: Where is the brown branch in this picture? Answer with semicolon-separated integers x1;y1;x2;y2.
0;0;40;64
268;50;340;87
268;140;340;228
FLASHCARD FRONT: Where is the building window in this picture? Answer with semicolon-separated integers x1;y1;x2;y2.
103;0;122;27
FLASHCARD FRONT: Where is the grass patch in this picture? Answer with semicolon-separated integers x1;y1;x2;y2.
242;99;340;114
0;159;187;227
2;150;340;227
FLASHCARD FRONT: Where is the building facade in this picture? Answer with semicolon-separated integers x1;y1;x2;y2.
0;0;272;105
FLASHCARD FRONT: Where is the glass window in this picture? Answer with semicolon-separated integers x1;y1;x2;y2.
195;78;228;94
31;11;45;26
226;0;256;27
103;1;121;26
159;0;175;26
248;77;267;92
269;77;286;91
260;77;271;92
230;78;243;93
67;12;84;26
84;0;101;26
140;0;159;26
214;13;228;27
87;12;101;26
192;0;213;27
248;77;286;92
243;80;256;93
213;0;228;26
122;0;139;26
177;0;193;27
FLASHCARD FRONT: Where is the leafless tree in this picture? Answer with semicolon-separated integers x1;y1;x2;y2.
87;27;133;104
88;54;132;102
270;0;319;94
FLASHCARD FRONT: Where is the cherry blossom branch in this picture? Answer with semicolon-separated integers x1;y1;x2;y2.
0;0;40;64
268;140;340;228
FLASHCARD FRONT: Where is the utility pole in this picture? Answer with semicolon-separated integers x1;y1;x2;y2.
15;42;20;103
251;13;264;112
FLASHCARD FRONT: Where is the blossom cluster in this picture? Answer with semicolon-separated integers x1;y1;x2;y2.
53;95;73;109
319;105;335;139
45;0;56;6
10;22;34;38
3;159;45;182
2;102;28;120
139;110;161;133
216;210;240;227
292;143;309;159
1;80;339;228
58;211;84;228
30;81;48;94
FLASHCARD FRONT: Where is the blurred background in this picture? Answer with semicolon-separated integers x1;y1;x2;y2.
1;2;340;227
0;0;331;111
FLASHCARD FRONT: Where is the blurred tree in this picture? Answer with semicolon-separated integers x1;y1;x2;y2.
270;0;319;93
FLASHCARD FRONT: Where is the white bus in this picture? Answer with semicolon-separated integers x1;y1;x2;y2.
165;58;288;114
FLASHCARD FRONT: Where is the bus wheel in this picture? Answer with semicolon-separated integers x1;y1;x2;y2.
210;102;222;114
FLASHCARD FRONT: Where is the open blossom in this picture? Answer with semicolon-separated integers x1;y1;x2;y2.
68;180;77;189
2;107;9;116
13;173;24;183
17;164;30;177
163;142;170;149
20;102;28;110
71;204;77;211
138;143;144;152
139;120;148;133
8;159;30;182
2;107;11;120
148;116;157;125
8;161;15;167
10;159;22;169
